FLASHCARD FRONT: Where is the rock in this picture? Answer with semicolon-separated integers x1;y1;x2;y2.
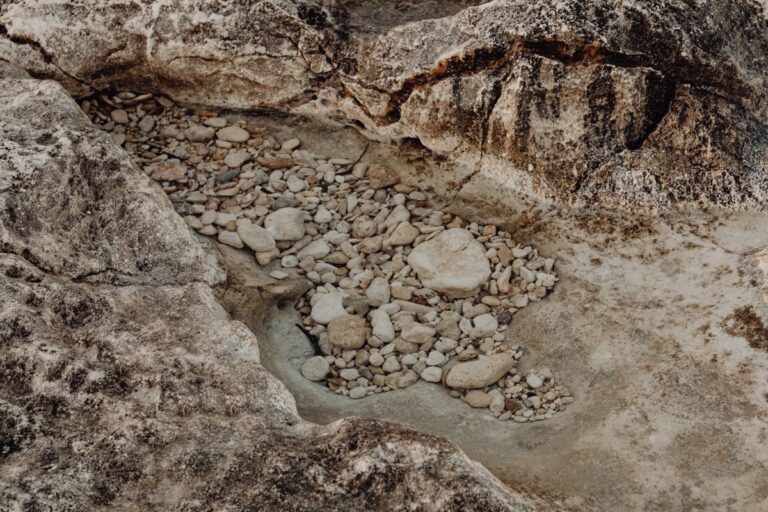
382;357;401;373
111;109;129;124
426;350;446;366
445;353;516;389
311;293;347;325
388;221;419;246
370;309;395;342
264;207;306;241
489;392;506;414
400;321;436;344
138;114;155;133
505;398;523;413
349;386;367;399
472;314;499;338
352;215;377;238
397;369;419;388
149;160;186;182
224;150;250;168
185;125;216;142
216;126;250;142
297;239;332;260
302;356;330;381
203;116;228;127
420;366;442;383
340;368;361;381
218;231;244;249
526;374;543;389
237;219;276;252
464;390;492;408
368;352;384;367
327;315;367;349
258;155;294;169
366;277;390;306
408;229;491;297
367;163;400;189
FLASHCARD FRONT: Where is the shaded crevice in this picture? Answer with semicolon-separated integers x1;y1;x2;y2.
625;75;677;150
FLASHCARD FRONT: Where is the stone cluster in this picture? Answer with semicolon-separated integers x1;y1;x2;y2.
82;91;571;421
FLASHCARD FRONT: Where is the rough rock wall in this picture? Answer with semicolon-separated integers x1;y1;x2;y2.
1;0;767;210
0;64;544;511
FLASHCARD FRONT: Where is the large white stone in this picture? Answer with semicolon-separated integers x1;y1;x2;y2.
407;228;490;297
311;293;347;325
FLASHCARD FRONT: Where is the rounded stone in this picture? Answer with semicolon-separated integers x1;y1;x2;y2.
216;126;250;142
301;356;329;381
407;228;491;297
264;207;306;241
420;366;442;382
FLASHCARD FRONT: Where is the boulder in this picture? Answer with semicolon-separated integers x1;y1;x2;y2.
408;229;491;297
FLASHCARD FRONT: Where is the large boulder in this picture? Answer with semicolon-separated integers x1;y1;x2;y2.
0;64;541;511
408;228;491;297
2;0;767;210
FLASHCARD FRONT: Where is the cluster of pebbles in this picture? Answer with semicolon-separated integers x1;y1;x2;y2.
81;91;573;422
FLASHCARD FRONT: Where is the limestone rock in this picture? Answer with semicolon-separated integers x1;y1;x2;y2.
408;229;491;297
237;219;276;252
265;207;306;241
445;353;516;389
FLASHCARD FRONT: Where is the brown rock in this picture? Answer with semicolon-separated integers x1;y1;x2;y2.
327;314;367;350
367;163;400;189
258;154;294;169
149;160;187;182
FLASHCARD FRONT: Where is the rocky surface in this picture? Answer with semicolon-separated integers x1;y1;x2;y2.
72;90;567;422
0;65;549;511
2;0;767;210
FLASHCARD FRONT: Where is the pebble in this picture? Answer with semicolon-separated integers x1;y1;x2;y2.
111;109;129;124
216;126;250;142
311;293;347;324
138;115;155;133
237;219;276;252
370;309;396;342
420;366;442;382
218;230;243;248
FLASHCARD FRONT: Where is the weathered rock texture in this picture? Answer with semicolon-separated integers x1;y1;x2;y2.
2;0;767;210
0;65;543;510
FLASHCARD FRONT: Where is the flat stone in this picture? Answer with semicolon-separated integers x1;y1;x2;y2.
264;207;306;241
445;352;516;389
297;239;332;260
258;155;294;169
472;313;499;338
400;321;435;344
203;116;228;127
408;228;491;297
236;219;276;252
327;315;367;349
216;126;250;142
464;390;492;408
301;356;329;381
218;230;243;249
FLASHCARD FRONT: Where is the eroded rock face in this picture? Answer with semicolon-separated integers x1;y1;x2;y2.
0;65;541;510
2;0;767;210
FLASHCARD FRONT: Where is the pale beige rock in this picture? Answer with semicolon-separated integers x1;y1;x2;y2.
328;315;367;350
445;353;516;389
408;229;491;297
